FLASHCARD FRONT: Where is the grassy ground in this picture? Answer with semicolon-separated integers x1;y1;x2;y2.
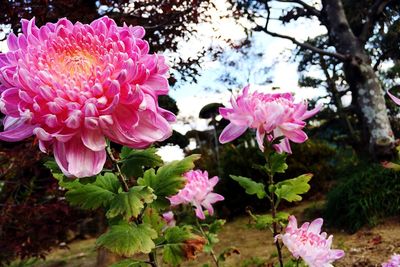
23;201;400;267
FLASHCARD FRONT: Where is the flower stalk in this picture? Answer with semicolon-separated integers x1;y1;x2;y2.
106;145;129;192
265;153;284;267
195;218;219;267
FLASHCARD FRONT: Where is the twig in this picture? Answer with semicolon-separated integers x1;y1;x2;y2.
195;218;220;267
106;145;129;192
276;0;321;17
359;0;393;43
148;252;158;267
253;3;348;62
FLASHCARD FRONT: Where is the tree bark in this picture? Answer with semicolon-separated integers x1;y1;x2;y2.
322;0;394;155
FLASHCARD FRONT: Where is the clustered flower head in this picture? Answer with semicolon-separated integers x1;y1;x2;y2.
219;85;320;153
168;170;224;220
382;254;400;267
276;215;345;267
0;17;175;177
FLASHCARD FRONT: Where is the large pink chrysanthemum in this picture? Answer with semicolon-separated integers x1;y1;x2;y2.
276;215;345;267
0;17;175;177
382;254;400;267
168;170;224;220
219;85;320;153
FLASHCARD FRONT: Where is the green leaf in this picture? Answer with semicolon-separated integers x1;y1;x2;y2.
106;186;156;220
275;211;290;222
95;173;121;193
110;259;147;267
204;232;219;253
96;222;157;256
253;214;273;230
163;226;195;266
44;159;62;173
269;153;288;174
65;173;121;210
230;175;266;199
120;147;163;178
208;219;226;234
274;174;313;202
142;208;166;235
138;154;200;208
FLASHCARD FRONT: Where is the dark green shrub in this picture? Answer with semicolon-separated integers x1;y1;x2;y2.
324;163;400;233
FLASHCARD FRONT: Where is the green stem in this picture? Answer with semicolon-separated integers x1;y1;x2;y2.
266;153;284;267
195;218;219;267
106;145;129;192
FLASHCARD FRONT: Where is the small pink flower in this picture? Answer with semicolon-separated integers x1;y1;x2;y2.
0;17;175;177
162;211;176;228
168;170;224;220
219;85;320;153
382;254;400;267
276;215;344;267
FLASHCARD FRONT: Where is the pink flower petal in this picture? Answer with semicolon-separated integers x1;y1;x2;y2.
0;118;35;141
219;123;248;144
388;90;400;106
54;137;106;178
81;127;106;151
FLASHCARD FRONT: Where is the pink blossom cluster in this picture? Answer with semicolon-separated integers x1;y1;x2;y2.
168;170;224;220
0;17;174;177
219;85;320;153
382;254;400;267
277;215;345;267
162;211;176;228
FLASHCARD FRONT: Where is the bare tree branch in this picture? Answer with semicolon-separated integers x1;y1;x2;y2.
276;0;321;17
252;1;347;61
255;25;348;61
359;0;394;43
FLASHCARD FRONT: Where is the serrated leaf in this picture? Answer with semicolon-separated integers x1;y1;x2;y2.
253;214;273;230
230;175;266;199
142;208;165;234
163;226;198;266
96;222;157;256
44;159;62;173
138;154;200;208
106;186;155;220
110;259;147;267
95;173;121;193
275;211;290;222
269;153;288;174
66;184;114;209
65;173;120;210
208;219;226;234
120;147;163;178
274;174;313;202
204;232;219;253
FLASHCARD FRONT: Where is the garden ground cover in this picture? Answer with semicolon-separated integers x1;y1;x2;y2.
33;201;400;267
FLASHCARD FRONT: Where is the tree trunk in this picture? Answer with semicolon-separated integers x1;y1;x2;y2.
322;0;394;155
